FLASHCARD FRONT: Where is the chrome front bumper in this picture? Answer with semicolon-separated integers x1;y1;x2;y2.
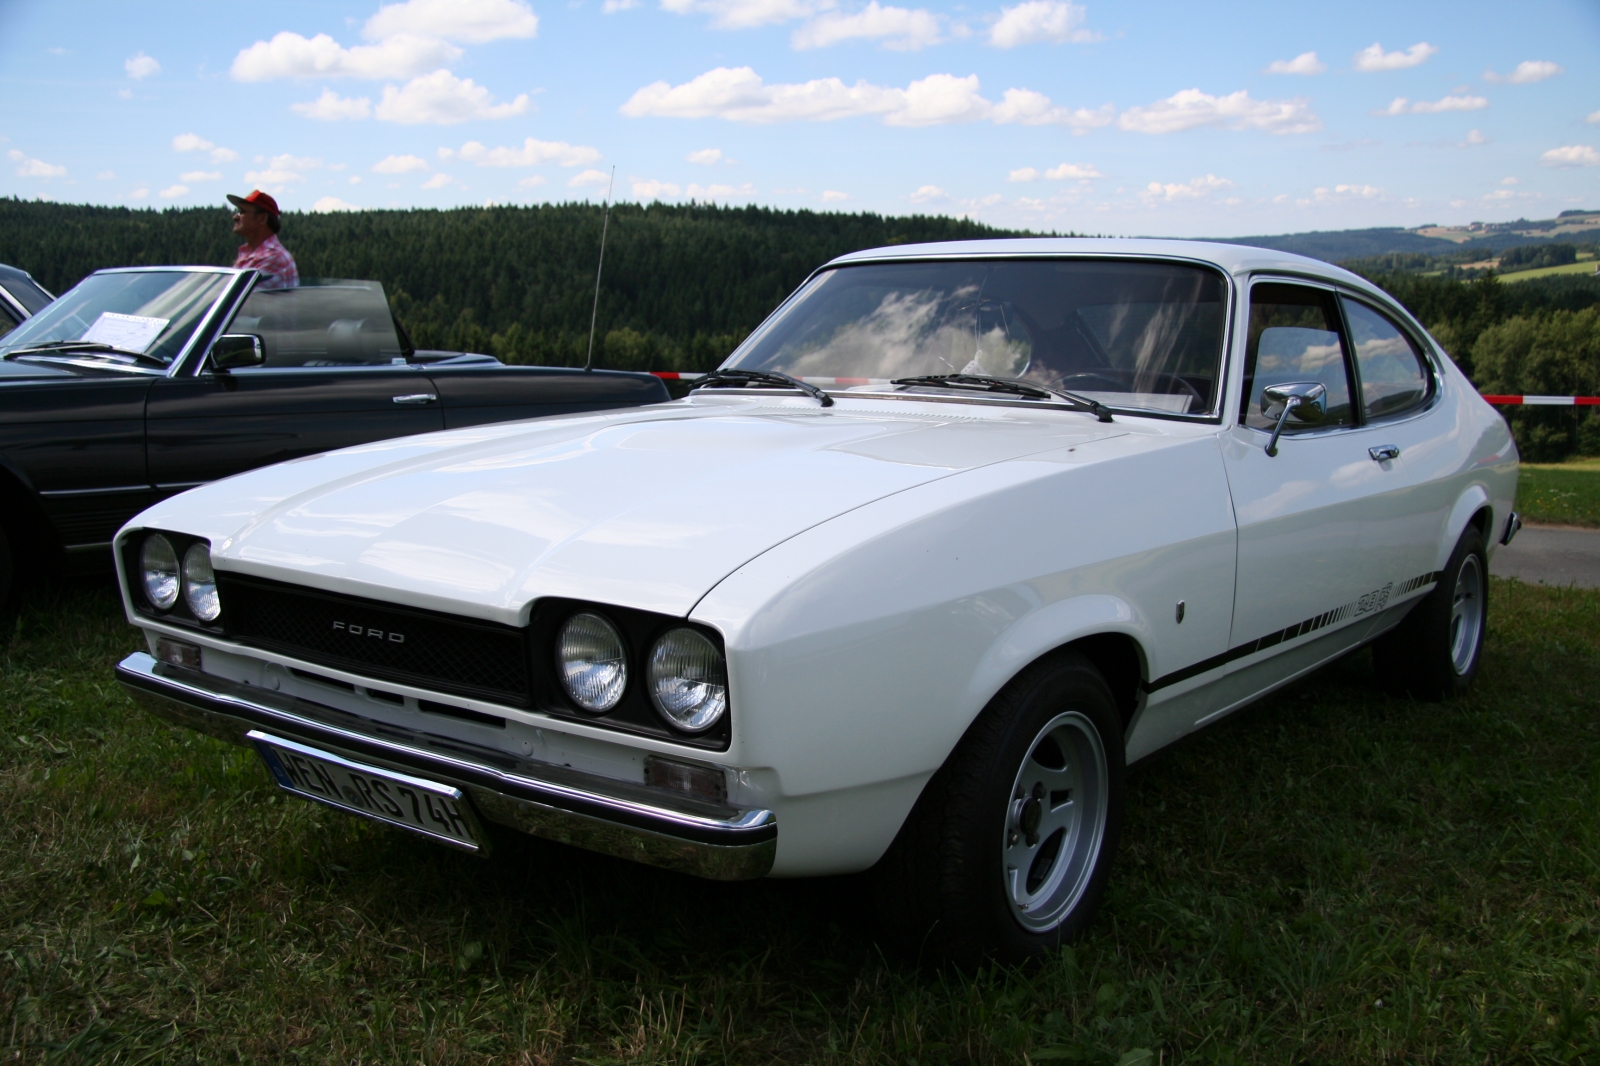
115;652;776;880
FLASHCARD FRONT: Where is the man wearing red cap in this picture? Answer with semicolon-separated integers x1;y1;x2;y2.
228;189;298;290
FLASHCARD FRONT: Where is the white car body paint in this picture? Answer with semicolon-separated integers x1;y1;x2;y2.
116;239;1519;879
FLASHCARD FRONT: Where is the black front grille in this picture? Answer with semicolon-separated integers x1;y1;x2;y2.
219;574;531;706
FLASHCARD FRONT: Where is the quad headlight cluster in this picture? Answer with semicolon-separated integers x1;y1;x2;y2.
136;533;222;623
555;612;728;734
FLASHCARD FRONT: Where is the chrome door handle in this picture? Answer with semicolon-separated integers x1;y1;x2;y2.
392;393;437;405
1368;444;1400;462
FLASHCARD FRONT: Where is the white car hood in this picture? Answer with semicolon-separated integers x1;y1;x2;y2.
130;397;1123;623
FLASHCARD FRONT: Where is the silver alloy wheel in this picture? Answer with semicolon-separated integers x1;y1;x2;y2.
1001;710;1109;932
1449;554;1485;675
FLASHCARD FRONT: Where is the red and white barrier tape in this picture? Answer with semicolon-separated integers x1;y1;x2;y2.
654;374;1600;407
1481;395;1600;406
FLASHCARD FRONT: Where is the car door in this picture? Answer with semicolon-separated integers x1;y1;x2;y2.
1212;278;1405;709
425;364;671;429
146;282;443;492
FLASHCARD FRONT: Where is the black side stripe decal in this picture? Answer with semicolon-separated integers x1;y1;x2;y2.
1144;570;1442;693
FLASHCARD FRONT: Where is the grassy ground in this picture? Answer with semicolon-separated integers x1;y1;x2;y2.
1519;457;1600;527
3;577;1599;1064
1499;258;1599;283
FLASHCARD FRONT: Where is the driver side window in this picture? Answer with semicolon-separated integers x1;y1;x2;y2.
1240;282;1356;431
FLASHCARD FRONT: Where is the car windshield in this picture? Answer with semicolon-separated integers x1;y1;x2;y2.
0;269;234;366
726;258;1229;415
225;279;406;367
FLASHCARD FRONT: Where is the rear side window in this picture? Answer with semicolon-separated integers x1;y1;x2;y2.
1342;297;1431;419
1241;282;1355;430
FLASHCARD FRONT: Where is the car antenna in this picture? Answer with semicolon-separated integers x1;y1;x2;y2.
583;166;616;372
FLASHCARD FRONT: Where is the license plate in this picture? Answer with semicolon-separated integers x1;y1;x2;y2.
247;730;485;852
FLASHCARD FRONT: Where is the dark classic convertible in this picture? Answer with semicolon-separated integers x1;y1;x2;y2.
0;263;54;337
0;266;667;613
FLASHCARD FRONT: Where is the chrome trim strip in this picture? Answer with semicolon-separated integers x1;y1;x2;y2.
40;485;150;497
115;652;776;880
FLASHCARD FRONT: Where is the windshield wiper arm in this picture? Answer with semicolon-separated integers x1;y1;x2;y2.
692;368;834;407
890;374;1114;422
7;341;167;368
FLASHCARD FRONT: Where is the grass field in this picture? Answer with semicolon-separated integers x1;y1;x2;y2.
3;577;1599;1064
1519;457;1600;527
1499;259;1599;284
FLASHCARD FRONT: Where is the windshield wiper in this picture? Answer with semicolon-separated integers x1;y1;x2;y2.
692;368;834;407
890;374;1114;422
6;341;167;368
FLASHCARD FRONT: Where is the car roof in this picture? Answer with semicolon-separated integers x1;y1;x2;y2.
826;237;1377;292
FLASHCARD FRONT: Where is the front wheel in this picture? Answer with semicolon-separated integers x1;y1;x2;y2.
1372;525;1488;700
871;651;1124;966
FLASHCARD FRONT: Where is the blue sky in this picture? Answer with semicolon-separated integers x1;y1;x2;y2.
1;0;1596;236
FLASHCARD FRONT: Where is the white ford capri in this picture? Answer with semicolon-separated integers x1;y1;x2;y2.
114;239;1519;964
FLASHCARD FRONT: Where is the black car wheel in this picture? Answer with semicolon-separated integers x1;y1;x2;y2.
871;650;1125;966
1373;524;1488;700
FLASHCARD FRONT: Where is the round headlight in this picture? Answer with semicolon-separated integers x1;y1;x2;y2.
647;628;728;733
182;542;221;622
556;612;628;713
140;534;180;610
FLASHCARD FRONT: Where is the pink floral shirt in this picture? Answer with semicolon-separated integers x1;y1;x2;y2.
233;234;298;290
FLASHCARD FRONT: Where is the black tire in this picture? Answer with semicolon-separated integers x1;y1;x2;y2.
1372;525;1488;700
870;650;1125;967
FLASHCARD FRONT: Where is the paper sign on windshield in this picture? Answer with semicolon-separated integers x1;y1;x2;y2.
81;312;170;354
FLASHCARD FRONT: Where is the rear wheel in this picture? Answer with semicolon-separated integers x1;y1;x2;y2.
1373;525;1488;700
871;651;1124;966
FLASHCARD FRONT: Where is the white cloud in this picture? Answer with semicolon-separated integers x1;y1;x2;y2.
310;196;360;212
372;153;431;173
292;88;374;120
1588;110;1600;125
159;184;189;198
172;133;239;163
1264;51;1324;75
125;52;160;79
991;89;1113;130
633;178;682;199
363;0;538;43
1353;41;1438;72
793;3;942;51
231;32;460;81
988;1;1097;48
1462;129;1489;146
604;0;640;9
421;172;455;188
1045;161;1102;179
909;184;948;203
96;170;116;180
569;169;612;187
8;149;66;177
179;170;222;182
128;188;148;199
623;66;1102;129
687;148;724;165
270;153;324;170
456;137;601;167
118;88;133;99
1008;167;1039;182
1141;173;1233;202
821;189;849;201
517;174;547;187
374;70;529;123
244;168;303;185
1119;88;1321;135
1501;176;1520;185
1376;94;1489;115
1485;60;1562;85
1313;183;1383;201
1540;145;1600;168
687;181;756;198
350;175;362;184
660;0;829;30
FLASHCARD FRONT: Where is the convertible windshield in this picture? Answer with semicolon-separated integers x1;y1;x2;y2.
0;269;234;366
726;259;1228;415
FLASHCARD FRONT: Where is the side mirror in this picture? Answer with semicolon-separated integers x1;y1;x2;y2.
1259;380;1327;457
210;333;264;372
